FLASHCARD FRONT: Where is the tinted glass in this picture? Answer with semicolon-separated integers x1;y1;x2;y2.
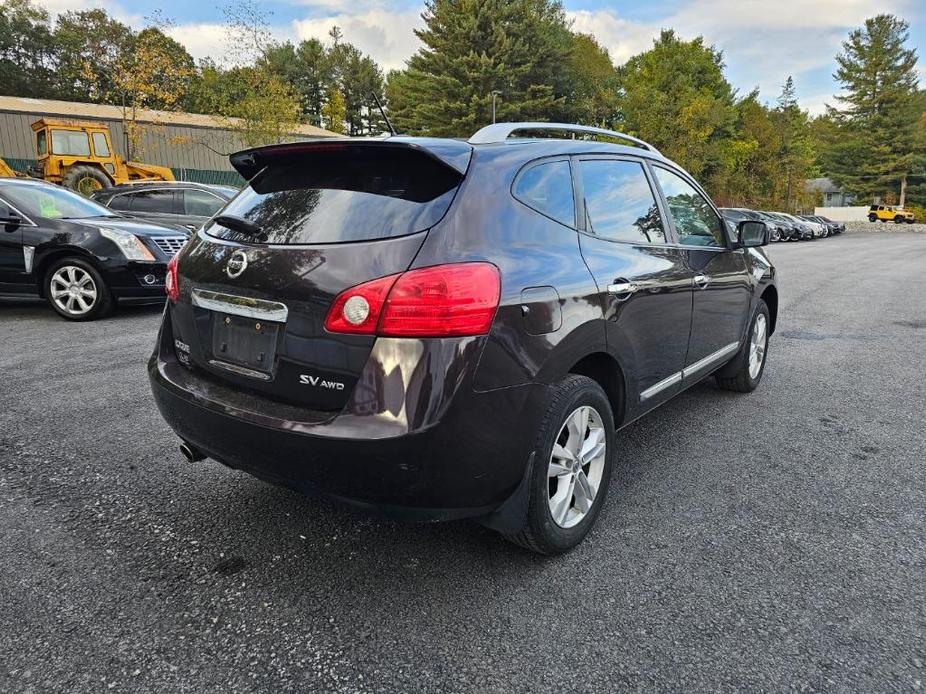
0;183;116;219
579;159;665;243
36;130;47;156
184;189;224;217
130;190;175;213
92;132;110;157
107;194;134;211
206;153;460;245
513;160;575;226
653;167;724;247
51;130;91;156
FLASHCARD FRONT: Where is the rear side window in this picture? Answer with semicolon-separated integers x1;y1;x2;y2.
513;160;575;227
207;148;462;245
184;189;224;216
579;159;665;244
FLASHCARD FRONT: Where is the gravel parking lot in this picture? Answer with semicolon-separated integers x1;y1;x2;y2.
2;232;924;692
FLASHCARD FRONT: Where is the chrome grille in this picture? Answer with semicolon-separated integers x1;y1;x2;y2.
153;237;187;257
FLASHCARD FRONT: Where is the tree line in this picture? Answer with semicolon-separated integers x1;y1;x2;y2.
1;0;923;208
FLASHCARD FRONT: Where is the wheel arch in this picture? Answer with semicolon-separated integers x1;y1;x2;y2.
566;351;626;428
34;247;105;298
760;285;778;335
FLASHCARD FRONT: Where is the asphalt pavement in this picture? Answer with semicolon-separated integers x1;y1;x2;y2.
1;231;924;692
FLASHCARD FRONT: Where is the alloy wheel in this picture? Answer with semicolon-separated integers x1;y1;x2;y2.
548;405;607;528
50;265;97;316
748;313;768;379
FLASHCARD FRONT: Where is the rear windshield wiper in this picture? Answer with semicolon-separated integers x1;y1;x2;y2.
215;214;263;237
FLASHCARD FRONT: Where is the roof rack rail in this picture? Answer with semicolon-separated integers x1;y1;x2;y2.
468;122;661;155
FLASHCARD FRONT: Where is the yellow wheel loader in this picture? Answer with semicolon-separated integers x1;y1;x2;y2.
0;156;19;178
30;119;174;195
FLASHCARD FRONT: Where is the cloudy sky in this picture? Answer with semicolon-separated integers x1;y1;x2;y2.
33;0;925;114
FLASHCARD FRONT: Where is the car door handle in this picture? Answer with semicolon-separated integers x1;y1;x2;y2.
693;274;711;289
607;281;638;297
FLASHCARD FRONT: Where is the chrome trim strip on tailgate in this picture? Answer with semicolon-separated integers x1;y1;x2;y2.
208;359;272;381
191;289;289;322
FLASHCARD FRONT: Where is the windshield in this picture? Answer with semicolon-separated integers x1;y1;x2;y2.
1;183;117;220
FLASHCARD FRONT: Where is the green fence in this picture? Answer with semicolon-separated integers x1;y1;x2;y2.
1;157;244;187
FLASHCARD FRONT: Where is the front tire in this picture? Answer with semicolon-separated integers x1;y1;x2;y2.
45;257;113;321
868;214;877;222
62;165;111;196
505;375;615;555
716;300;770;393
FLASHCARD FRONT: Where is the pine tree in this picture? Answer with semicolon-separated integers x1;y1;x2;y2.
823;14;923;207
386;0;571;136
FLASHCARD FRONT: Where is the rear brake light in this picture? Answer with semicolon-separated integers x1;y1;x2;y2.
165;254;179;302
324;263;500;338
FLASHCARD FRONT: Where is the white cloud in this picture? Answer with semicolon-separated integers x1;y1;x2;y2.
566;10;654;65
165;23;235;65
292;8;424;71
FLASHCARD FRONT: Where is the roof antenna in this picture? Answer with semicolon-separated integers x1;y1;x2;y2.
371;92;396;136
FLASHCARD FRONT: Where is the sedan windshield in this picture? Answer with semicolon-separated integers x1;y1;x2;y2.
1;183;117;220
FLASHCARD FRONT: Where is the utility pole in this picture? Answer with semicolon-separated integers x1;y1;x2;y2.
491;91;502;124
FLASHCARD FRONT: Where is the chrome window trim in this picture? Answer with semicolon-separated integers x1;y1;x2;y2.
192;289;288;322
0;195;39;227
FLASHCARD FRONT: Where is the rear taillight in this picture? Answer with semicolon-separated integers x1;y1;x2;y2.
165;254;179;302
324;273;399;334
324;262;500;338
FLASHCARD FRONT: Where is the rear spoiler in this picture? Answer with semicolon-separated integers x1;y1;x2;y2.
230;137;473;181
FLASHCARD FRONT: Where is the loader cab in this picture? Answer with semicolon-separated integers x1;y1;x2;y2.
32;119;119;195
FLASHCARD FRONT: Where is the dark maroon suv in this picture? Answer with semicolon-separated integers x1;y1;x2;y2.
149;123;777;554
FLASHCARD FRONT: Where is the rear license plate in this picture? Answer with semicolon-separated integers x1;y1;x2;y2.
211;313;280;376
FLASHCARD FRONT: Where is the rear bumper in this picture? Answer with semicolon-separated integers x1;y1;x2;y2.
148;318;545;520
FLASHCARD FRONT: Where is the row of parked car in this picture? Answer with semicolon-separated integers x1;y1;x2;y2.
720;208;845;242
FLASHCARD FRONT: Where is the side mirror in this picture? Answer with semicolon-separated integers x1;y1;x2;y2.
0;211;21;230
737;220;768;248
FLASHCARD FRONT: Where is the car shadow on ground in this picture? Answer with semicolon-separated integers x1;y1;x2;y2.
161;378;728;592
0;298;164;322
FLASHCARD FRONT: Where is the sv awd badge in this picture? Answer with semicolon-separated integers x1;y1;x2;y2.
299;374;345;390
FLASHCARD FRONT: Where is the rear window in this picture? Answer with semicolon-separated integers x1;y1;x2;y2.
207;149;462;245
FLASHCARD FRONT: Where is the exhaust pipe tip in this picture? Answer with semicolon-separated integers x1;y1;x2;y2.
179;441;206;463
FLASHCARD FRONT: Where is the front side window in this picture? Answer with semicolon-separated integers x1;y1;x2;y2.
36;130;47;156
51;130;91;157
129;190;175;214
652;167;725;248
183;189;225;217
91;132;110;157
579;159;665;244
107;194;134;212
513;160;575;227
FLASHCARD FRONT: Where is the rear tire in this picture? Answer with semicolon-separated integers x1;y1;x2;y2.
62;165;111;196
45;257;113;321
505;375;615;555
716;300;770;393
